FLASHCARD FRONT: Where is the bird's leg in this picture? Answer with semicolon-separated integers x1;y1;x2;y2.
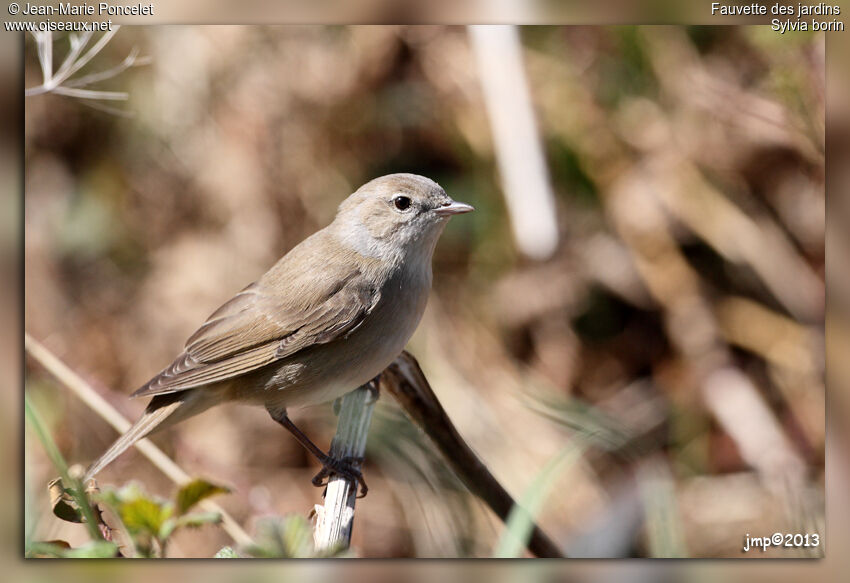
266;406;368;497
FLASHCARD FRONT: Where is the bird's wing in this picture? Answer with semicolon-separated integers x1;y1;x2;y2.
131;261;380;398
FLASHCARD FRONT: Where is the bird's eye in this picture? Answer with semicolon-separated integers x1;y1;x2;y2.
393;195;412;211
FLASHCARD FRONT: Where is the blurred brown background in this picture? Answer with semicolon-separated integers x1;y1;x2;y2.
24;25;824;558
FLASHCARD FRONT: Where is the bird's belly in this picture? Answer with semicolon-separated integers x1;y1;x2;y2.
259;274;429;410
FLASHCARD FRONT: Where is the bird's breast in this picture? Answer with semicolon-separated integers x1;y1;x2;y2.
261;263;432;409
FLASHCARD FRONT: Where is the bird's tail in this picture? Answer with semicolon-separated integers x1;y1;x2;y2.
84;391;212;481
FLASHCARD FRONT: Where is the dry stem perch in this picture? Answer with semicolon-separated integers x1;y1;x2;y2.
312;385;378;551
381;351;565;558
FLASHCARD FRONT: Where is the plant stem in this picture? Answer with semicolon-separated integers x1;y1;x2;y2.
312;385;377;552
24;394;103;541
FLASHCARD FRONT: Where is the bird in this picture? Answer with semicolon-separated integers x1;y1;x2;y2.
84;173;473;496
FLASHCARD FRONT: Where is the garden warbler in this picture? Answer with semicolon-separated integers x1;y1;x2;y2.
85;174;473;494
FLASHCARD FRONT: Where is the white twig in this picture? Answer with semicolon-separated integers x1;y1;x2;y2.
312;385;377;552
64;48;149;88
25;28;147;106
32;31;52;86
61;28;119;81
52;86;129;100
52;31;95;87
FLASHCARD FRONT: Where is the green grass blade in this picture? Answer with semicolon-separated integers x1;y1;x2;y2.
25;392;103;541
493;439;587;558
638;458;688;558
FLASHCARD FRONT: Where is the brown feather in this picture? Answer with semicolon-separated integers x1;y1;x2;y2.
132;230;382;398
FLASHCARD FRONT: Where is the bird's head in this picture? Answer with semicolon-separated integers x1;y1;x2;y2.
333;173;473;261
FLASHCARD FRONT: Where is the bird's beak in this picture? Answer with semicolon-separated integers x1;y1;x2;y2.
434;201;475;216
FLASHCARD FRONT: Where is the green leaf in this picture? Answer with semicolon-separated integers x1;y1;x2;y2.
493;440;587;558
176;478;230;515
176;511;223;529
26;540;71;558
242;514;352;558
97;481;145;507
97;481;230;556
62;540;120;558
26;540;118;558
215;546;239;558
245;515;316;559
96;482;175;538
158;512;221;543
158;518;177;542
117;497;173;536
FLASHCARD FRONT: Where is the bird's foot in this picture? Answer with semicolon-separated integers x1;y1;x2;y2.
312;455;368;498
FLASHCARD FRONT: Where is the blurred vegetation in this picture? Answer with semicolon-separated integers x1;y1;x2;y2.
94;479;228;557
24;26;824;557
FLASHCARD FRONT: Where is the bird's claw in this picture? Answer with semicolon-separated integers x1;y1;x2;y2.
311;456;368;498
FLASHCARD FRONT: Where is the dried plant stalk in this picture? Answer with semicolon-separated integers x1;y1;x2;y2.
312;385;377;552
